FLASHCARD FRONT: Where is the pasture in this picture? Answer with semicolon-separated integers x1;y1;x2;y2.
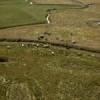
0;0;83;28
0;42;100;100
0;0;100;100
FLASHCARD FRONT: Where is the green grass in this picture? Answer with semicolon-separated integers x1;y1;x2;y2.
0;1;100;100
0;43;100;100
0;0;83;28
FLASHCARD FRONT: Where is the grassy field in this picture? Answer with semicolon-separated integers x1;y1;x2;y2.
0;43;100;100
0;0;84;28
0;0;100;100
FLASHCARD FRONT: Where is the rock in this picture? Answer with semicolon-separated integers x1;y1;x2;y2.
30;2;33;5
21;43;25;47
72;40;76;44
43;44;49;48
7;45;11;49
51;51;55;55
36;44;39;47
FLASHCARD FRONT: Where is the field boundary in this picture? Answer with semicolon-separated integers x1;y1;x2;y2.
0;22;46;30
0;38;100;53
